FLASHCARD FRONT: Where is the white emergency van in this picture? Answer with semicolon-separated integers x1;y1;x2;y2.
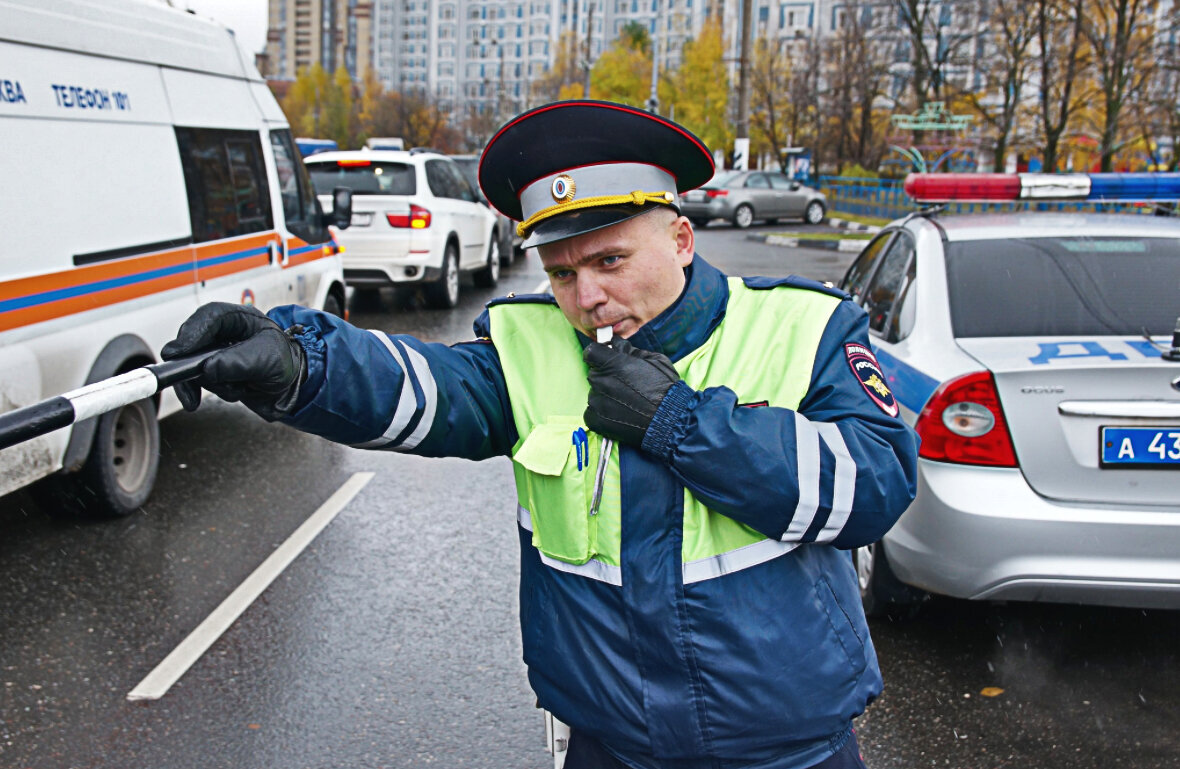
0;0;351;517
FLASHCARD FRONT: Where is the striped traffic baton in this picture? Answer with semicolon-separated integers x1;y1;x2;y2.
0;350;218;451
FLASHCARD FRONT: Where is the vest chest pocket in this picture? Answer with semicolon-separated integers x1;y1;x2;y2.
512;420;602;564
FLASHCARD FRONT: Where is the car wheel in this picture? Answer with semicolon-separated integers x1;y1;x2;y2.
690;217;709;228
322;291;343;317
804;200;826;225
853;542;924;619
732;204;754;229
36;398;160;519
426;241;460;309
473;238;501;288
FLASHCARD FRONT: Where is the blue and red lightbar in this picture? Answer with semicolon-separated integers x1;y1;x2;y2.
905;172;1180;203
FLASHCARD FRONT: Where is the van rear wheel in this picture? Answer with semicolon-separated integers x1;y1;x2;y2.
36;398;160;519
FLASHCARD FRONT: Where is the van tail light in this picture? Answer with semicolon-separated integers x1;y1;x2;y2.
387;205;432;229
915;371;1018;467
705;189;728;199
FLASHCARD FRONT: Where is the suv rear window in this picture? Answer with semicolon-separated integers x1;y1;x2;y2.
307;161;416;195
945;236;1180;337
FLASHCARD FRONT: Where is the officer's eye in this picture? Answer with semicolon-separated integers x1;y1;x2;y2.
549;268;575;281
601;255;623;266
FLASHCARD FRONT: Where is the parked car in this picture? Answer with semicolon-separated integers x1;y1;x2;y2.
678;170;826;229
840;174;1180;616
305;150;499;308
450;154;521;265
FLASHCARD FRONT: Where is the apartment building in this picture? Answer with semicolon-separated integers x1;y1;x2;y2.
266;0;374;80
268;0;991;119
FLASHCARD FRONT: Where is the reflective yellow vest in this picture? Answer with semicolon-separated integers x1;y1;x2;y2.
488;277;841;584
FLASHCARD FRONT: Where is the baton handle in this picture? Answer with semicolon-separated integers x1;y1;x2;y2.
0;350;218;451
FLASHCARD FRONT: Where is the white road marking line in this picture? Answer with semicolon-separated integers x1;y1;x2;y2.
127;472;375;701
531;277;551;295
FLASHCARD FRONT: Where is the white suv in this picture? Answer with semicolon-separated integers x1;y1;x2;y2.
306;149;499;308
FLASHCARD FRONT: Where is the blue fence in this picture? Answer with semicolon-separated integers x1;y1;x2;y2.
819;176;1160;221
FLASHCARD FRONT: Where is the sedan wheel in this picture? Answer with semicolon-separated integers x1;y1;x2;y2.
733;204;754;229
804;200;826;225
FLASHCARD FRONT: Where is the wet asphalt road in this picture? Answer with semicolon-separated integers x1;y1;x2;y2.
1;223;1178;768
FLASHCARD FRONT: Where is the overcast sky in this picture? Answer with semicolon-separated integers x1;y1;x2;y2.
153;0;269;55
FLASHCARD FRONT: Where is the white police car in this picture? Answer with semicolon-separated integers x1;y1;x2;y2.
842;172;1180;615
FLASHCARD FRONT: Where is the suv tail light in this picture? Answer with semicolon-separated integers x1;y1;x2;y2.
915;371;1018;467
705;189;728;199
387;205;432;229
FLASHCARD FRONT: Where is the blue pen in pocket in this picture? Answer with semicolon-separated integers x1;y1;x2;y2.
572;428;588;471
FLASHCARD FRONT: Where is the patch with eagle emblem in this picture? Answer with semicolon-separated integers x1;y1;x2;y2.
845;343;898;417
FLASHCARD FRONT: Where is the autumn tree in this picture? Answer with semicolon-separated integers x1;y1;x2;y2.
892;0;981;111
283;63;344;139
1035;0;1089;172
957;0;1037;171
824;0;891;171
749;35;793;170
590;21;651;106
532;31;584;103
1082;0;1157;171
662;19;731;158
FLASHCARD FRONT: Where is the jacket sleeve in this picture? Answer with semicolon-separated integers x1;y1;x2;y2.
640;300;919;549
268;305;516;459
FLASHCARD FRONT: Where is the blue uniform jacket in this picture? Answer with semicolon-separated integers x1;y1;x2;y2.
270;255;919;768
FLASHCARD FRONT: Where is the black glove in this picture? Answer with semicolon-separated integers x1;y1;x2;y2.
584;339;680;447
161;302;307;422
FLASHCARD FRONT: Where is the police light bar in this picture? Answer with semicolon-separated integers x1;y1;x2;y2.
904;172;1180;203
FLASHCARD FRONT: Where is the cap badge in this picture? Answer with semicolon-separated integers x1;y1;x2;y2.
551;175;576;202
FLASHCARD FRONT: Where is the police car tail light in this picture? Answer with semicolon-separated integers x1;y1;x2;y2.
916;371;1018;467
705;189;728;199
387;205;431;229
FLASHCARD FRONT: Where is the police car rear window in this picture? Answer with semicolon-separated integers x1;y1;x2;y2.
307;162;416;196
945;236;1180;338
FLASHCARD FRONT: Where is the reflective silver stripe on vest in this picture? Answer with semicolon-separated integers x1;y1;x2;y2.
783;413;821;540
816;422;856;541
682;537;800;584
517;506;623;586
352;331;438;450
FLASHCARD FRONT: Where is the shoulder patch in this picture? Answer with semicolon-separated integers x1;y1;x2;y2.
485;292;559;309
845;342;899;417
741;275;850;299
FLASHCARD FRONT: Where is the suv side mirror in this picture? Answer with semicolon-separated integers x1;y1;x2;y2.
324;186;353;230
789;181;801;191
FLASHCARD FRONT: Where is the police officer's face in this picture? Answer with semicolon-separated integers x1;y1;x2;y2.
538;209;694;340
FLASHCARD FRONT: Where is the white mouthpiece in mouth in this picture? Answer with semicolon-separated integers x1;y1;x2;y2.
596;327;614;345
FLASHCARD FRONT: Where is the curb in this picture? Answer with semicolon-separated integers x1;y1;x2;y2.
823;216;882;234
746;233;867;253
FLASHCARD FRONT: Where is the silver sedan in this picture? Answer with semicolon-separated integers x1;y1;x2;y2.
839;212;1180;615
678;170;827;229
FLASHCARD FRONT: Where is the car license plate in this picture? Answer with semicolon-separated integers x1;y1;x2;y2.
350;212;373;226
1100;426;1180;467
685;191;705;202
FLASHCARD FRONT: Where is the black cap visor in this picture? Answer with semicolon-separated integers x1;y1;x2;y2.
522;204;676;249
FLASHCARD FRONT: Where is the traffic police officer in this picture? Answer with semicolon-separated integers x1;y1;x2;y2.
163;100;919;769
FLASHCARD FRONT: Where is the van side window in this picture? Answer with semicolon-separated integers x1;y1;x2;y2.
175;127;273;243
269;129;329;244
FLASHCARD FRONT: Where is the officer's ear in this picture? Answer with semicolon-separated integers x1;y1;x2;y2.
672;214;694;267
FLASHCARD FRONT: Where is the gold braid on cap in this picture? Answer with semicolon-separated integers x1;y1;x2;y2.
516;190;676;238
